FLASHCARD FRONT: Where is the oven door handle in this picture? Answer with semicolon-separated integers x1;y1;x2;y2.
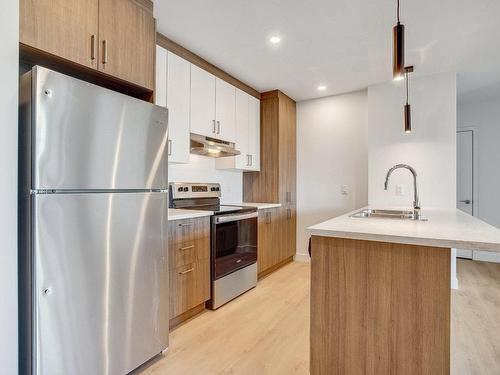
215;211;258;224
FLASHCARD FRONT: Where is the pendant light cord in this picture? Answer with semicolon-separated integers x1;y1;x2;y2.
397;0;400;23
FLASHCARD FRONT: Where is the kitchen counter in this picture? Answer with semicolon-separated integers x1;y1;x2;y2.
168;209;213;221
308;206;500;252
308;207;500;375
227;202;282;210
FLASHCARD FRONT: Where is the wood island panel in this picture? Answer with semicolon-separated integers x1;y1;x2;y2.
310;236;451;375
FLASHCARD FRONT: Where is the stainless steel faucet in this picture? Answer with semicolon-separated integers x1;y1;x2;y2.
384;164;421;220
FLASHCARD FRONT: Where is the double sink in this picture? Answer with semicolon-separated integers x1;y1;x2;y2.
350;209;427;221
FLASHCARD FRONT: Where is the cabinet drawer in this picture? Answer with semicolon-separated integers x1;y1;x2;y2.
168;217;210;244
168;237;210;270
169;260;210;319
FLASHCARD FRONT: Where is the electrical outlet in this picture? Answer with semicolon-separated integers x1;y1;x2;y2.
341;185;349;195
396;185;404;196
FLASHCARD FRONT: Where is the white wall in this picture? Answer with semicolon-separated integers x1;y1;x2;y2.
368;72;457;209
296;90;368;259
169;155;243;203
368;72;458;288
0;1;19;373
458;98;500;229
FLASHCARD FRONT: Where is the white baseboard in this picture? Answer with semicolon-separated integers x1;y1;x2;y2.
451;277;459;290
472;251;500;263
294;253;311;263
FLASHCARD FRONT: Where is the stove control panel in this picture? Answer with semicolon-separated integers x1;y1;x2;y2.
169;182;221;200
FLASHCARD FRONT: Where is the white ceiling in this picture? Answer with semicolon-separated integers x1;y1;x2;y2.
154;0;500;102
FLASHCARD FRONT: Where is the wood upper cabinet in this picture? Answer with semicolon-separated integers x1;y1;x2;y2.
20;0;99;69
20;0;155;90
243;90;296;204
98;0;155;89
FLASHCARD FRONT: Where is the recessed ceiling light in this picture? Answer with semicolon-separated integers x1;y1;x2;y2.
317;85;327;91
269;36;281;44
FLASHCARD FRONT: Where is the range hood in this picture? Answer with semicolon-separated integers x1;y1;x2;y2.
190;133;241;158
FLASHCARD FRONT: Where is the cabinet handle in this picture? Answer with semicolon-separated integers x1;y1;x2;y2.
287;208;292;220
286;191;292;203
249;155;253;166
217;121;221;134
178;222;193;227
179;245;195;251
102;40;108;65
167;139;172;156
212;120;216;134
179;268;194;275
266;211;271;224
90;35;96;61
246;155;250;166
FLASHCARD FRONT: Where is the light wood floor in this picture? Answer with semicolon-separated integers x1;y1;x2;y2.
136;259;500;375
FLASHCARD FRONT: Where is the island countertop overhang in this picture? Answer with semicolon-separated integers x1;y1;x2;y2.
308;207;500;252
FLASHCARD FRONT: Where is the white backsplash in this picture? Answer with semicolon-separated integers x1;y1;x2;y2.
168;154;243;203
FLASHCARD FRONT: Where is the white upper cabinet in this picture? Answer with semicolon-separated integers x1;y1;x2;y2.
155;46;190;164
216;89;260;171
215;78;236;143
166;51;190;164
247;96;260;171
155;45;167;107
234;88;250;169
190;64;216;138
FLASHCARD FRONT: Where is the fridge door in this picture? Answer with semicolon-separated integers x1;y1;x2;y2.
33;192;169;375
30;66;168;190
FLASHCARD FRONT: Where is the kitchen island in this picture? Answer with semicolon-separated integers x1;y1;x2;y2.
308;207;500;375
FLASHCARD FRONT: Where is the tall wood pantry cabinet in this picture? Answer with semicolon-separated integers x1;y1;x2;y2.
244;90;297;277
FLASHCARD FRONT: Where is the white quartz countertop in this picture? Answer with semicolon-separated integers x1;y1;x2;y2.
308;207;500;252
227;202;282;210
168;209;213;221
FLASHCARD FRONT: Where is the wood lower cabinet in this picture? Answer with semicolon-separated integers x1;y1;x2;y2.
257;206;295;278
168;216;211;328
20;0;155;91
20;0;99;69
169;260;210;319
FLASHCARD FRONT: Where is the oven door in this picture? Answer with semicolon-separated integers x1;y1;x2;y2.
212;211;258;280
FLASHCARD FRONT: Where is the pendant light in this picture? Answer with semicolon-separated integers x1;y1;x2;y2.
393;0;405;80
404;69;411;133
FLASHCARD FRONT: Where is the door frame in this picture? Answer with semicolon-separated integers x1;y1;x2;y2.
457;127;479;217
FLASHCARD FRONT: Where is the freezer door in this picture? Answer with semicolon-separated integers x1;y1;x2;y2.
31;66;168;190
33;192;169;375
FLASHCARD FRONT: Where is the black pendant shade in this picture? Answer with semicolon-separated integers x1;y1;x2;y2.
404;103;411;133
404;69;412;133
393;22;405;80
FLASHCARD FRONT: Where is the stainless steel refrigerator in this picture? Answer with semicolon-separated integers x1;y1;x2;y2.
19;66;169;375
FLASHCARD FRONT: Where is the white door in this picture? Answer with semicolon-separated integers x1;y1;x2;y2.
248;96;260;171
190;64;216;137
166;51;190;164
234;89;249;169
215;78;236;142
457;130;474;259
